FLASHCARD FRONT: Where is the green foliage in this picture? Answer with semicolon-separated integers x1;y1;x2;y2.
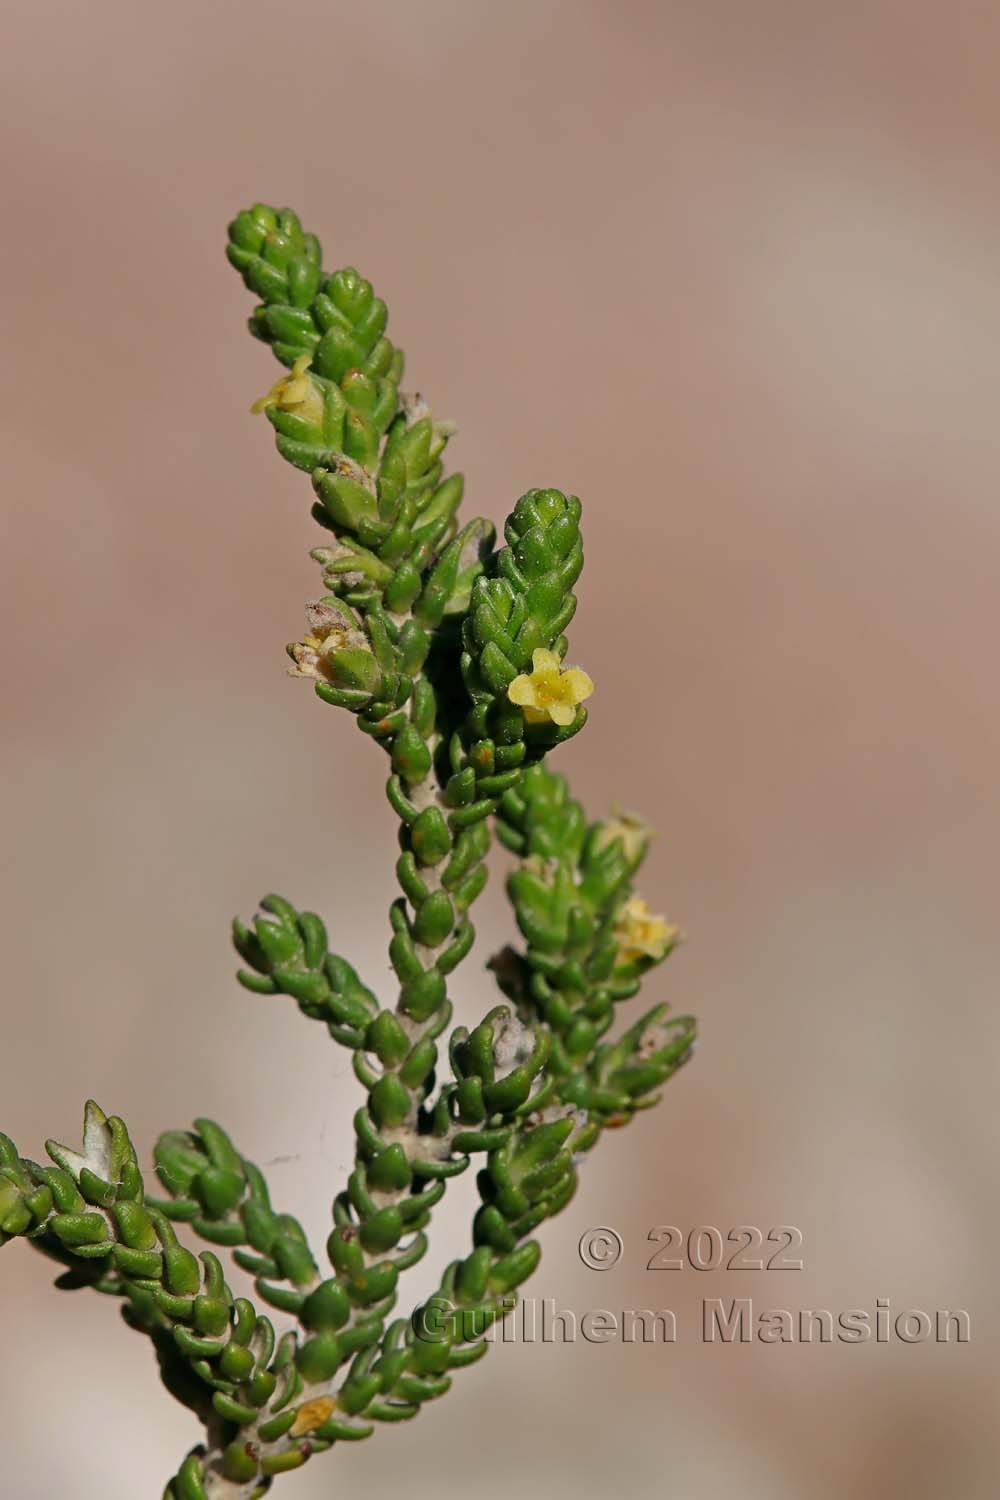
2;202;697;1497
495;765;695;1122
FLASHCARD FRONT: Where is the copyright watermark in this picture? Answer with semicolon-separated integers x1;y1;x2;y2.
412;1295;971;1346
412;1223;973;1350
577;1224;805;1271
578;1227;623;1269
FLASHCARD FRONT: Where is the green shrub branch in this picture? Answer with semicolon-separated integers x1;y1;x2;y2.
1;203;697;1499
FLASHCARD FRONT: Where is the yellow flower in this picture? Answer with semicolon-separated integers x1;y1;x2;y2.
507;647;593;728
614;896;680;964
594;808;652;865
252;354;324;427
290;1395;336;1436
287;601;360;682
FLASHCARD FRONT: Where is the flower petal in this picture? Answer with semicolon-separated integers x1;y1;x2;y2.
507;674;538;707
530;647;561;674
562;668;594;704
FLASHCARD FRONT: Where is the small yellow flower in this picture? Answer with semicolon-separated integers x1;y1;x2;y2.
290;1395;336;1436
614;896;680;964
287;601;360;682
507;648;593;728
594;808;652;864
252;354;324;427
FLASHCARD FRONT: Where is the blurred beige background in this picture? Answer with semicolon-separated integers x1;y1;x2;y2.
2;1;999;1495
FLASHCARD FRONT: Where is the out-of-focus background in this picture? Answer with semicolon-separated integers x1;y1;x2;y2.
3;1;999;1495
